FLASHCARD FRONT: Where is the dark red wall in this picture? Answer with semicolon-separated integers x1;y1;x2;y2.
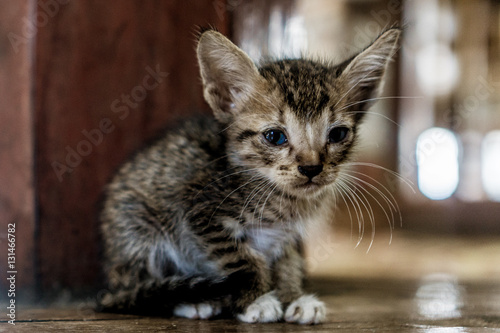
1;0;229;297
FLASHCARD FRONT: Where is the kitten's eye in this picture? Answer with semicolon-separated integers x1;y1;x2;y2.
264;129;288;146
328;126;350;143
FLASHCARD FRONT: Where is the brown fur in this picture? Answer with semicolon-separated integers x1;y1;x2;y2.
100;28;400;324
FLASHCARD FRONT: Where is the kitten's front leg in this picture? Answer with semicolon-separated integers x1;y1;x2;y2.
220;249;283;323
274;245;326;324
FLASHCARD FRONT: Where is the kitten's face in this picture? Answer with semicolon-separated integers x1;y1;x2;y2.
226;60;359;198
197;29;400;199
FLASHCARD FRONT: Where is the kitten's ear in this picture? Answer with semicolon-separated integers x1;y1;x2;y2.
197;30;261;122
336;27;401;116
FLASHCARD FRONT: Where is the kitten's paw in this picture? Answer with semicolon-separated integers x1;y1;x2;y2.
237;291;283;323
285;294;326;325
173;301;222;319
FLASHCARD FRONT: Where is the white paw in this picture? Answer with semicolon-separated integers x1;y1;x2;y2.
173;301;222;319
285;294;326;324
237;291;283;323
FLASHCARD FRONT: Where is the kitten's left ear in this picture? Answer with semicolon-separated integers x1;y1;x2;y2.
336;27;401;115
197;30;261;123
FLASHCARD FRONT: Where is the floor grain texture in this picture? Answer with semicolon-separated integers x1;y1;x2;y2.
2;232;500;332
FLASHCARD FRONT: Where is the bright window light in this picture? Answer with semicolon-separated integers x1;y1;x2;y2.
482;131;500;201
417;127;460;200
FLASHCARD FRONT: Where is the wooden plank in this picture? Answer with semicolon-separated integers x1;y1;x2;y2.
34;0;229;293
0;0;36;296
4;274;500;331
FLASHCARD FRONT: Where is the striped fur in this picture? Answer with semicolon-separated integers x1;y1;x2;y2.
100;28;400;324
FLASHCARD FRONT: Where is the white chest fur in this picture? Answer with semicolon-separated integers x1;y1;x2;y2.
245;224;298;260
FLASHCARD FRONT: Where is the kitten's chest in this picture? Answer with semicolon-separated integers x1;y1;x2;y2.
244;224;298;260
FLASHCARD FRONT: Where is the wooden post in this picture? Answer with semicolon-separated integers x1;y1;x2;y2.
2;0;229;298
0;0;37;300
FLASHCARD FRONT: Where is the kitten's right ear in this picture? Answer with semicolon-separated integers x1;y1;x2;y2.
197;30;261;122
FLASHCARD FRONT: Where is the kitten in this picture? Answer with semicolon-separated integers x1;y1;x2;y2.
100;27;400;324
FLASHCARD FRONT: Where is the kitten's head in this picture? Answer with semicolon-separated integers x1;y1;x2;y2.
197;28;400;198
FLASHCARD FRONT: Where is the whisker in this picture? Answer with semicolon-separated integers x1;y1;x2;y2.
339;161;414;249
252;180;276;225
217;114;261;135
345;170;401;229
341;176;376;223
240;177;269;220
334;181;356;242
244;178;273;224
339;176;377;252
346;110;402;128
342;173;395;246
336;178;366;247
279;185;286;219
209;174;262;223
336;95;423;114
344;162;416;193
199;153;238;169
194;167;261;200
258;182;279;225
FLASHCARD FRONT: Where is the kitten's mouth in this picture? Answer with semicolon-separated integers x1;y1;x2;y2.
296;180;323;192
294;177;334;195
285;177;334;197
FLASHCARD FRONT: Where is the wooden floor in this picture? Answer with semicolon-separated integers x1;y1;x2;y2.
3;231;500;332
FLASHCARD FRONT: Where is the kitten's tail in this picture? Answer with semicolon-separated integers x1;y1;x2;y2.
97;276;228;316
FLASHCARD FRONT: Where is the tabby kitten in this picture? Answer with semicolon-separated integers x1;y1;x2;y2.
100;27;400;324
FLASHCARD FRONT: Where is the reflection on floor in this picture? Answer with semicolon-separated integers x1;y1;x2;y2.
3;231;500;332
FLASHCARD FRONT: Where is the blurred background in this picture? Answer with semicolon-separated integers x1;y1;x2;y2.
1;0;499;302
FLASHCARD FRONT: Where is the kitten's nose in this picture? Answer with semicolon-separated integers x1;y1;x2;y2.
298;165;323;180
